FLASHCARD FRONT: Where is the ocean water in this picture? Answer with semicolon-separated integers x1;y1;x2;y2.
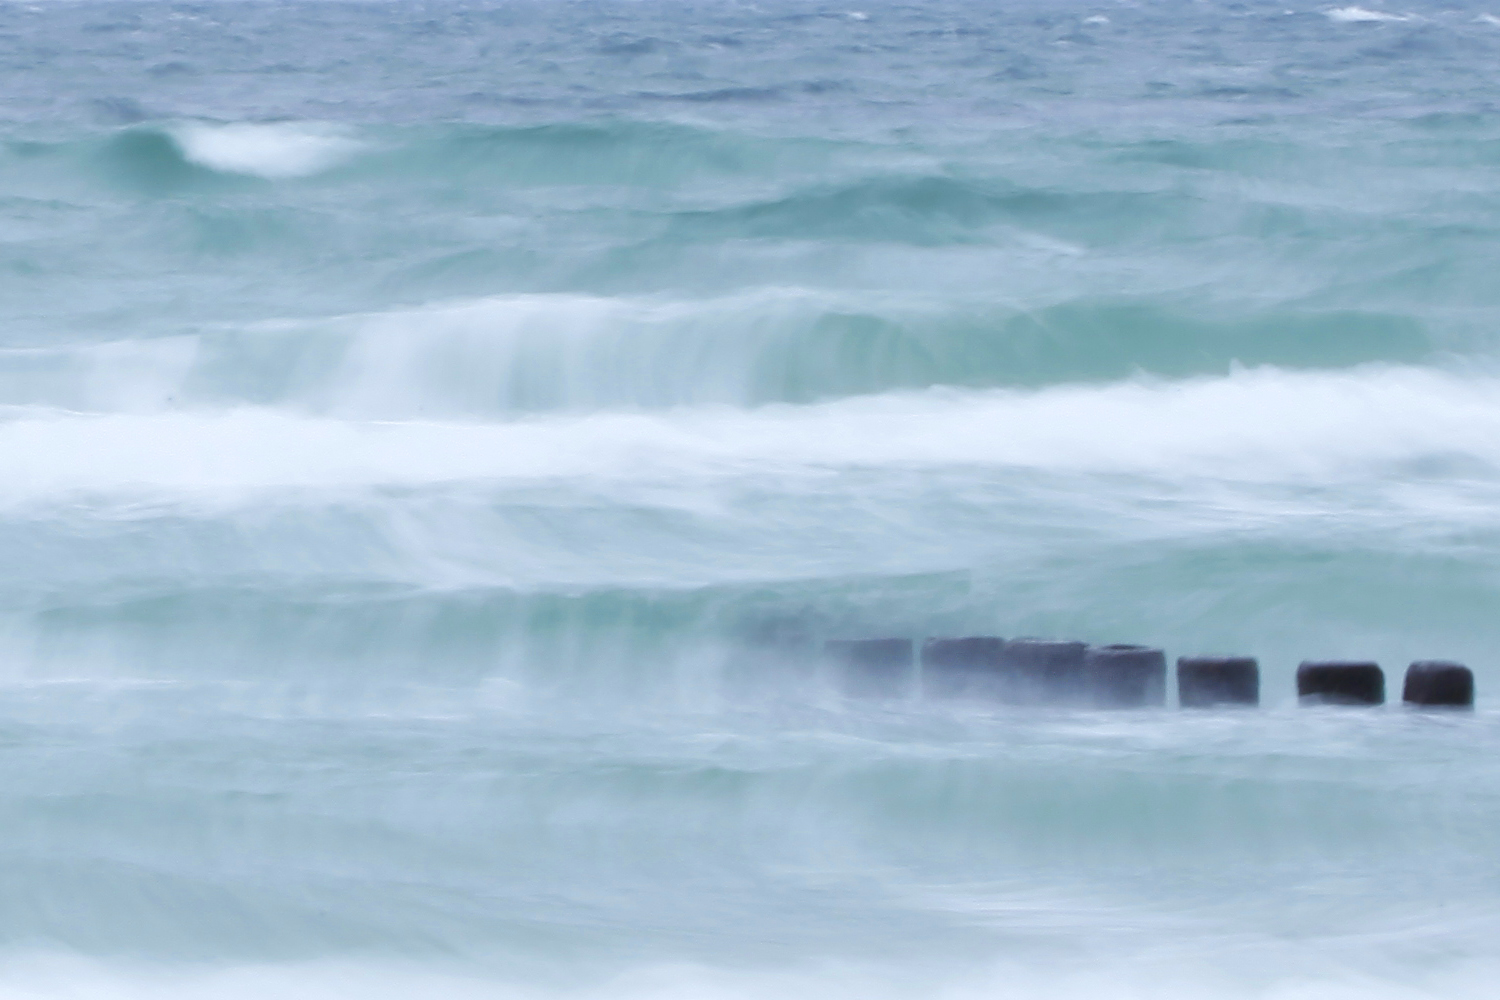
4;0;1500;995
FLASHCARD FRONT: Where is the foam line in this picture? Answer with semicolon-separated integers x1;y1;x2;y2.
2;364;1499;503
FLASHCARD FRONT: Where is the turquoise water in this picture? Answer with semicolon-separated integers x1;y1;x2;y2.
4;0;1500;995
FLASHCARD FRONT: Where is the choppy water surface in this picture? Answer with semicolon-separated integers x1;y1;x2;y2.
4;0;1500;995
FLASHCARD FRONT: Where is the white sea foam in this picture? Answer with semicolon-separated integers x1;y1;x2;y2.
169;122;362;179
2;365;1499;504
1325;6;1408;22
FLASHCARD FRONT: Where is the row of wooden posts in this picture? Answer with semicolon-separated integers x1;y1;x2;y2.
825;638;1475;707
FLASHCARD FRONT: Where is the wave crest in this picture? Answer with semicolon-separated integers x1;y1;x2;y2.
168;122;362;179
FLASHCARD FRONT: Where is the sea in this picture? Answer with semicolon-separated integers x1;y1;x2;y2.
3;0;1500;995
